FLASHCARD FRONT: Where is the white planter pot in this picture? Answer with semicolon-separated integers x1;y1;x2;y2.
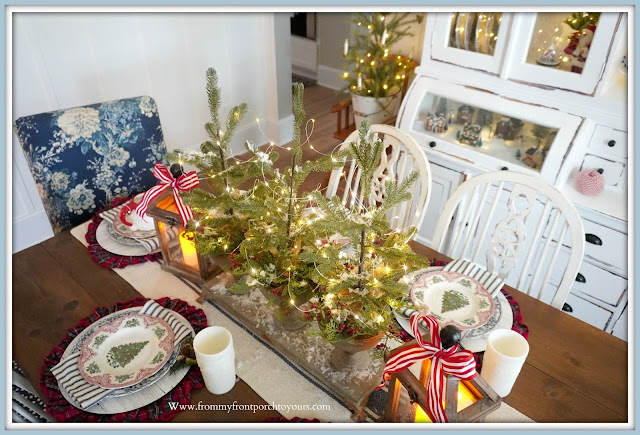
351;91;402;127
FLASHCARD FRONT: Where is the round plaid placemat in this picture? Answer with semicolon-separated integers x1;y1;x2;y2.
40;297;206;422
86;197;162;269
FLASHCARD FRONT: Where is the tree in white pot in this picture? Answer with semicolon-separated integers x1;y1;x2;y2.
342;12;422;125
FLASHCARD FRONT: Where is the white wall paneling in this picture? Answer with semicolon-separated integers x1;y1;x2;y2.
12;12;287;252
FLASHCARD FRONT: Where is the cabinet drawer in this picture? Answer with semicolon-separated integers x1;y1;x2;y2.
563;293;613;330
549;258;627;306
582;219;628;272
588;125;627;160
580;155;625;187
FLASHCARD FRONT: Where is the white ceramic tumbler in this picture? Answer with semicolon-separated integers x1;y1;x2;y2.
193;326;236;395
480;329;529;397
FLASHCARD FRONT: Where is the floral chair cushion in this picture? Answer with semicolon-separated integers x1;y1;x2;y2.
14;96;167;233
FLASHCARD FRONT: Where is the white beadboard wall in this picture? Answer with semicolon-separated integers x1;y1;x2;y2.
12;12;288;253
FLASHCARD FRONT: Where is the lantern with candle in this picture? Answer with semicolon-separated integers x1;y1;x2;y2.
145;181;222;286
382;316;502;423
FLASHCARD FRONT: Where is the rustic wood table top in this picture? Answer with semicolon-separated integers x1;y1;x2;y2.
12;231;628;423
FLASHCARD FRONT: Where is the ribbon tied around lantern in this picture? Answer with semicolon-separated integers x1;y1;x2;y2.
135;163;200;226
378;313;476;423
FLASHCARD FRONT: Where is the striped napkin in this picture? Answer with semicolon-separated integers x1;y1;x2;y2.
51;300;192;410
442;259;504;298
99;203;178;252
401;260;504;330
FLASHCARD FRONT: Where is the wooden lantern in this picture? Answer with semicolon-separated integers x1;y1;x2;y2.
384;340;502;423
146;188;222;286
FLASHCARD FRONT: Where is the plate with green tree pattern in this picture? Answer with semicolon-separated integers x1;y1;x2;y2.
409;271;494;330
78;314;174;389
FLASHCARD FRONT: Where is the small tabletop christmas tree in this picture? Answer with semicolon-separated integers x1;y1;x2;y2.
227;83;348;317
303;120;430;351
343;13;422;99
167;68;278;255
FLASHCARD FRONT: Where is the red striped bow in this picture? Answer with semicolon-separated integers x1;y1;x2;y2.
135;163;200;226
379;313;476;423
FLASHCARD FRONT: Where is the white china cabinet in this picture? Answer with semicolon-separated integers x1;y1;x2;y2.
398;11;629;340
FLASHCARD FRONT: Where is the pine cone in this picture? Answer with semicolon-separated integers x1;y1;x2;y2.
181;343;196;359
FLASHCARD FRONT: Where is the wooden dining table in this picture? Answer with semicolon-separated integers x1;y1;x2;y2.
12;230;628;424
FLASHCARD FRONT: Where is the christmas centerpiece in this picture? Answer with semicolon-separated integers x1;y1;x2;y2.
302;121;431;369
226;83;348;330
342;12;422;125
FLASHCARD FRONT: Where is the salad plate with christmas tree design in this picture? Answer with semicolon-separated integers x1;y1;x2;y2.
78;314;174;389
409;271;494;330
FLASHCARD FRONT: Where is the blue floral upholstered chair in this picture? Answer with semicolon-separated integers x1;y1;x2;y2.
14;96;168;233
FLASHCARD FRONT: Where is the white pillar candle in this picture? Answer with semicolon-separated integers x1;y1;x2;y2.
357;74;363;90
344;38;349;56
194;326;236;395
480;329;529;397
381;30;388;45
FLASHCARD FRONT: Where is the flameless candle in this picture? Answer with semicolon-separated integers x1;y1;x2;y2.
179;231;199;269
381;30;388;45
357;74;363;89
344;38;349;56
414;382;477;423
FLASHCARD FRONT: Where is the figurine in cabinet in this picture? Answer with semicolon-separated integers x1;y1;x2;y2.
458;123;482;146
564;25;596;74
494;117;524;141
426;112;447;133
456;105;475;124
522;147;543;169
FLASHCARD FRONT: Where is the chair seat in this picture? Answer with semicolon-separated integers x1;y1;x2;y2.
14;96;167;233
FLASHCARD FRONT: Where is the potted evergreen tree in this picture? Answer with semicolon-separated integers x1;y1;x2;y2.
343;13;422;125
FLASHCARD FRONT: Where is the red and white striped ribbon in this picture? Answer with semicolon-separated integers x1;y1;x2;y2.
379;313;476;423
135;163;200;226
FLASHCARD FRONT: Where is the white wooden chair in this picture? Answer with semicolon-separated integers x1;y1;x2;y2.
325;124;432;231
431;171;585;310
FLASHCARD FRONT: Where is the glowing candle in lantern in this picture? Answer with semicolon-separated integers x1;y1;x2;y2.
343;38;349;56
179;231;199;269
413;382;477;422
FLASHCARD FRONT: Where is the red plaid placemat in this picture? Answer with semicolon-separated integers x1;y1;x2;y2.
86;197;162;269
40;297;207;422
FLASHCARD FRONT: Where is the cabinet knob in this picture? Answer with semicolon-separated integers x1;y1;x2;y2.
608;140;616;147
575;273;586;283
501;167;509;171
562;303;573;313
429;141;436;148
585;233;602;245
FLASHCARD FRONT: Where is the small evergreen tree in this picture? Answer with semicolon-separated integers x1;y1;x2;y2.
343;13;422;98
303;120;430;347
227;83;348;309
476;108;493;127
532;124;551;146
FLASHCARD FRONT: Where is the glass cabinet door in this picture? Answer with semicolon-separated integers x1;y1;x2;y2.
397;76;582;184
505;12;620;94
427;12;512;74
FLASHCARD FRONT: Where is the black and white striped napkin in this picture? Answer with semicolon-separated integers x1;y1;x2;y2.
400;260;504;330
100;204;178;252
442;259;504;299
51;300;192;410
